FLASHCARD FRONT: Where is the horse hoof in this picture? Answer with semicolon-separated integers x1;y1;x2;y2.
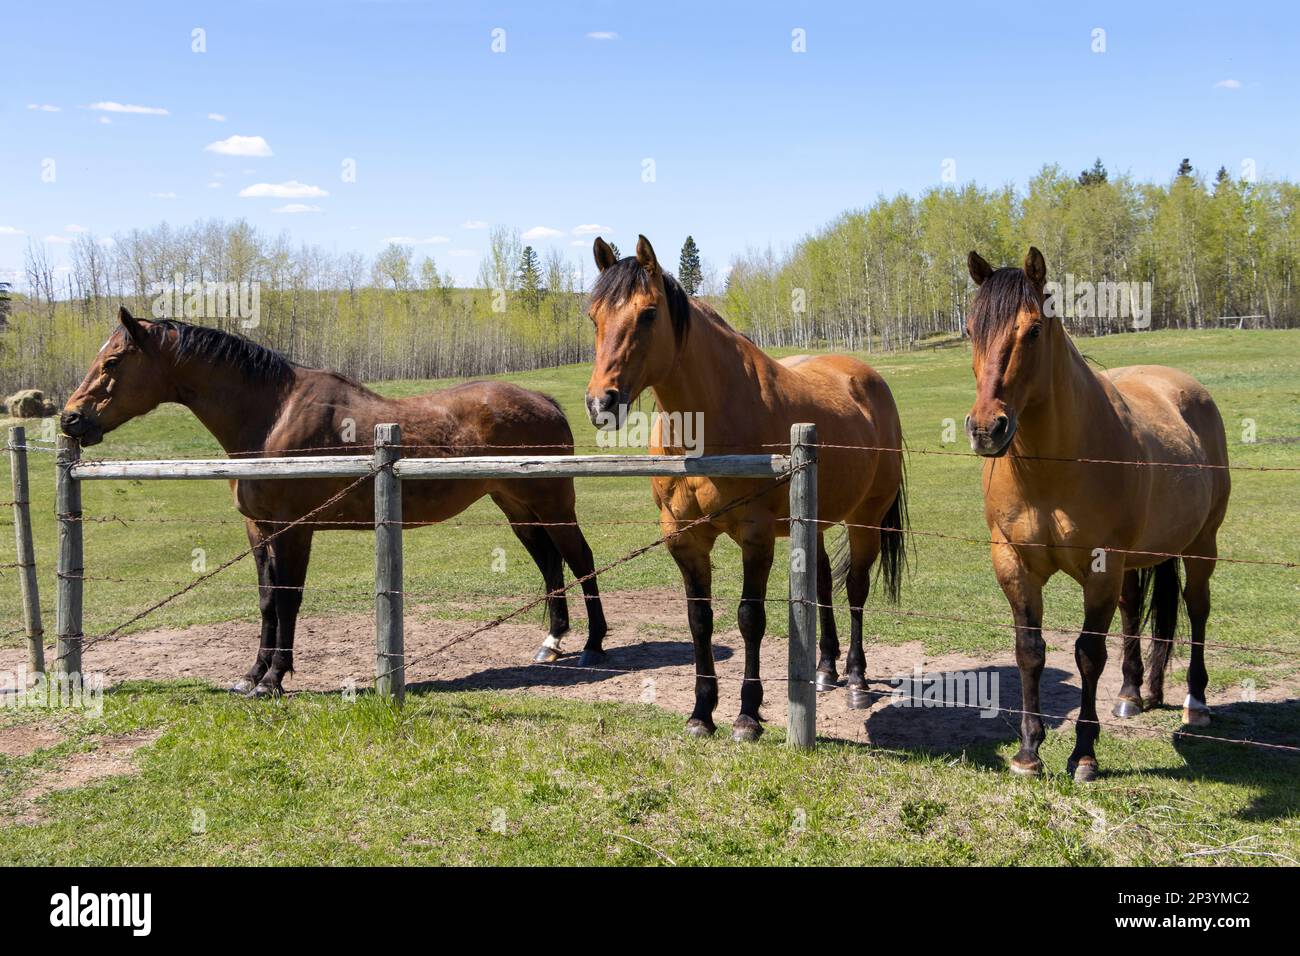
251;681;282;699
685;719;716;738
1112;697;1143;719
815;669;839;693
731;716;763;743
1142;692;1164;711
1182;703;1212;727
230;678;256;696
1067;756;1099;783
1009;755;1043;777
846;684;872;710
533;645;562;664
577;649;607;669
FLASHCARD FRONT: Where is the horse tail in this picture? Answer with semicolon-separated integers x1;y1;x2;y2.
829;458;910;604
876;468;909;605
1141;557;1183;674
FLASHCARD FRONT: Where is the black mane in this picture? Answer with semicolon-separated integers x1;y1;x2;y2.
588;257;691;343
145;319;296;385
968;268;1044;352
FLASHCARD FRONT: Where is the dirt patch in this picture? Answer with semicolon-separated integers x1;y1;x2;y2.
1;729;159;827
0;589;1292;754
0;723;63;758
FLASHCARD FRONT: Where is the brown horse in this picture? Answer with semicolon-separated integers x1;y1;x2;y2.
583;236;907;740
965;248;1230;780
61;308;608;695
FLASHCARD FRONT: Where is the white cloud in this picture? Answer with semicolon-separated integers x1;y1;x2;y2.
462;219;489;229
44;235;72;245
84;101;169;115
207;182;222;188
273;204;323;214
150;192;178;199
65;224;88;233
239;180;329;199
205;134;273;157
208;113;227;121
572;223;612;236
26;104;60;112
1214;78;1242;89
99;116;112;125
0;226;26;236
586;31;619;40
381;235;450;245
522;225;563;241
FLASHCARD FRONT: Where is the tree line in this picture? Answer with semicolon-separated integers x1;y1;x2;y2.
2;159;1296;397
722;160;1300;351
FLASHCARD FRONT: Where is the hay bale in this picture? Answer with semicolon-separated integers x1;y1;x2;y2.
4;389;58;419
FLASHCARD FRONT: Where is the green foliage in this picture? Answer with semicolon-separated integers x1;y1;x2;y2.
724;163;1300;350
677;235;702;295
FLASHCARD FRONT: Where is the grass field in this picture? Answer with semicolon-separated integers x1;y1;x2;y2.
2;328;1298;865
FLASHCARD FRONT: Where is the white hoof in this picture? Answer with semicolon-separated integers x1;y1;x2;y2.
1182;695;1211;727
532;634;563;664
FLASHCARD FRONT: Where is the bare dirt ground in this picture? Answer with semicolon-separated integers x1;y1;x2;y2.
1;589;1288;753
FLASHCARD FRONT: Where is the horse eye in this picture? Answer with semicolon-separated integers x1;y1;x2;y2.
1027;324;1042;340
103;357;120;370
636;308;656;324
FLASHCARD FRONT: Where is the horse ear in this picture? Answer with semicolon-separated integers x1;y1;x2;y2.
968;251;994;287
593;237;618;273
1024;247;1047;290
635;235;660;276
118;306;150;350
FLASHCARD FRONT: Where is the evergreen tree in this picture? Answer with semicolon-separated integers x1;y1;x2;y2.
1177;157;1194;178
1077;158;1108;186
518;245;543;312
677;235;703;294
0;281;10;330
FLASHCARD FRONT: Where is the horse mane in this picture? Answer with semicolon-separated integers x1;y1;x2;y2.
588;257;691;344
146;319;297;386
968;268;1044;353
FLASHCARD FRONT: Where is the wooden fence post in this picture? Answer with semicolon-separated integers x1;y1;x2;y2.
55;434;83;678
8;426;45;674
787;422;818;749
373;424;404;704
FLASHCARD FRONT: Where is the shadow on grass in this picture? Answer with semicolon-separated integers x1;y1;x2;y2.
859;663;1076;770
1159;697;1300;821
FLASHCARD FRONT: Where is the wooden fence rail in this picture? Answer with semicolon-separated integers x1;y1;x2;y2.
53;424;820;747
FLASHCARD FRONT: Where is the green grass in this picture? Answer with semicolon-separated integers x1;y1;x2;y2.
2;329;1298;864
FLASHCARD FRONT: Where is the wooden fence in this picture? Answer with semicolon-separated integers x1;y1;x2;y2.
45;424;823;747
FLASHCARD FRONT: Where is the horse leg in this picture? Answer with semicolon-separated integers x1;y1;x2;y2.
253;525;313;698
1140;558;1181;710
541;522;608;668
843;524;880;710
814;534;840;691
994;545;1047;775
232;519;276;695
733;532;775;742
491;494;571;663
1182;545;1216;727
1112;568;1145;718
667;527;719;737
1067;577;1120;782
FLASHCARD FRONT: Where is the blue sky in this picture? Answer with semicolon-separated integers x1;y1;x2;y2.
3;0;1298;287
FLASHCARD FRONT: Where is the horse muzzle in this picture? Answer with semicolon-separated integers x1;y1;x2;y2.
585;388;627;430
60;410;104;447
965;411;1015;457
